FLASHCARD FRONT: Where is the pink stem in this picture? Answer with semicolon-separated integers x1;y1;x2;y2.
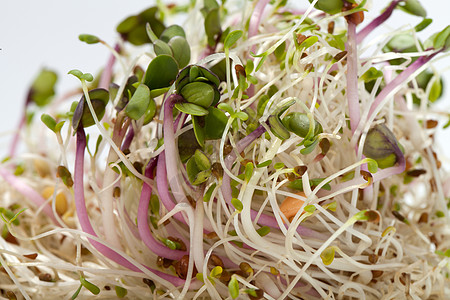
0;167;57;224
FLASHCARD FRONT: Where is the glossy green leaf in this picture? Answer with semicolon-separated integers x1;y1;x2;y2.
224;30;243;49
174;102;209;116
398;0;427;17
194;149;211;171
143;98;157;125
168;36;191;69
309;0;343;15
78;34;100;44
198;66;221;87
153;39;173;56
282;112;322;138
159;25;186;43
29;69;58;107
180;82;215;108
192;115;206;147
204;107;228;139
244;162;254;182
150;87;171;98
144;55;179;90
256;160;272;168
268;115;290;140
125;84;151;120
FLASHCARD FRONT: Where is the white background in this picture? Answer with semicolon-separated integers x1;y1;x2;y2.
0;0;449;156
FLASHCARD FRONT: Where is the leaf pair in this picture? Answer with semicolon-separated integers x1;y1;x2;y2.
151;25;191;69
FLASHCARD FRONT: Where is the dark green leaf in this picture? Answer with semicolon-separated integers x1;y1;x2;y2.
186;154;211;185
72;88;109;129
168;36;191;69
180;82;215;108
153;39;173;56
57;165;74;188
204;107;228;139
178;129;202;163
361;67;383;83
309;0;343;15
143;98;157;125
256;160;272;168
282;112;322;138
144;55;179;90
383;34;417;53
268;115;290;140
256;226;270;236
116;7;165;45
125;84;151;120
174;102;209;116
159;25;186;43
194;149;211;171
192;115;206;147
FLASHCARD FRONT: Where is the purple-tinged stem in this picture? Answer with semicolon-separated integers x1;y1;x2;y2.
346;21;360;134
74;127;185;286
221;125;323;238
98;44;120;90
0;167;57;224
367;51;440;121
356;0;402;44
8;111;26;158
163;94;189;205
249;0;270;52
138;158;188;260
156;152;187;224
121;126;134;151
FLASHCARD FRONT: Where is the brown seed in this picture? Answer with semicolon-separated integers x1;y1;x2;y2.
205;232;218;239
104;286;111;290
23;253;38;260
211;162;224;179
294;166;307;177
239;262;253;275
343;3;364;25
38;273;53;282
5;291;16;300
327;21;335;34
426;120;438;129
371;270;383;278
174;255;197;279
113;186;121;198
296;34;308;45
368;254;378;264
223;144;233;156
142;278;155;292
406;169;426;177
333;51;347;62
220;270;232;283
248;288;264;300
304;63;314;72
418;212;428;223
301;52;308;59
209;254;224;268
235;65;246;79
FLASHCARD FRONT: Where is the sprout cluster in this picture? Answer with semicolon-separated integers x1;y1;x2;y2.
0;0;450;300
